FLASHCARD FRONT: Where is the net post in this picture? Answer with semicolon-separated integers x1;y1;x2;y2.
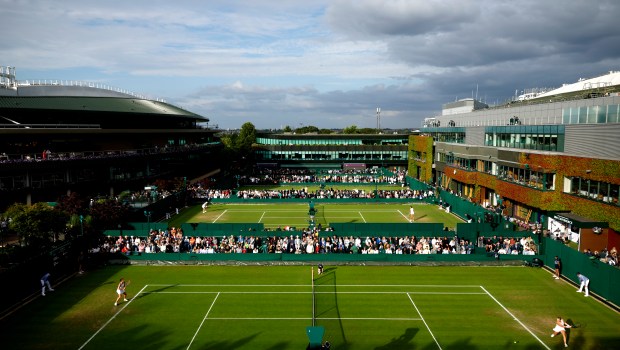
306;265;324;349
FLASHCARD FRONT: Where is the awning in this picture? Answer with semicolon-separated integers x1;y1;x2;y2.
551;212;607;229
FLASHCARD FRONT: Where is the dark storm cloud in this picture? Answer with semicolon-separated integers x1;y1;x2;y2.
325;0;620;111
326;0;478;38
6;0;619;129
328;1;620;67
175;0;620;129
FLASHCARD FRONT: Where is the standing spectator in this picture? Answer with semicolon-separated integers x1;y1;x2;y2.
41;273;54;296
553;256;561;279
576;272;590;297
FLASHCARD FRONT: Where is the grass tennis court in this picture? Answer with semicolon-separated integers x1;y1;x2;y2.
3;265;618;350
174;203;462;229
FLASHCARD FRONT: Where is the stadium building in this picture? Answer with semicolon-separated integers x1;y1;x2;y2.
254;133;410;171
0;65;221;210
410;71;620;250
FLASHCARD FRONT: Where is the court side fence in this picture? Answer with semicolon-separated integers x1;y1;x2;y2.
110;251;538;265
544;237;620;308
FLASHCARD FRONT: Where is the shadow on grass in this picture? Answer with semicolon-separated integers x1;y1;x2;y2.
314;269;353;350
88;320;263;350
375;328;419;350
134;283;179;300
103;322;183;350
564;317;590;350
201;332;262;350
321;266;337;274
0;264;141;349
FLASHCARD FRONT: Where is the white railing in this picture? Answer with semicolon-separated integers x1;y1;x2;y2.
15;79;166;102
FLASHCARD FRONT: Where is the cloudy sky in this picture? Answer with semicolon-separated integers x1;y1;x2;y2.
3;0;620;130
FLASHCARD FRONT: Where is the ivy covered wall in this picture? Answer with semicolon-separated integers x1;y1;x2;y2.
407;135;433;183
441;152;620;230
519;152;620;230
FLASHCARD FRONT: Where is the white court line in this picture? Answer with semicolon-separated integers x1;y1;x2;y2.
358;211;367;223
261;216;324;219
206;317;423;321
480;286;551;350
407;293;443;350
147;291;311;294
258;211;265;223
186;292;220;350
212;210;227;223
397;209;409;221
144;291;486;295
147;284;480;287
209;317;311;320
263;223;315;226
319;317;423;320
220;209;409;212
78;284;149;350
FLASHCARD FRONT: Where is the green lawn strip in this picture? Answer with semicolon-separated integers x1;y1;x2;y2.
239;184;407;191
412;293;535;348
192;319;310;349
320;319;437;350
181;203;462;229
83;293;211;349
2;265;617;350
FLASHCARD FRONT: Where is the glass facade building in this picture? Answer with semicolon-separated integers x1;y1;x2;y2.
255;134;409;168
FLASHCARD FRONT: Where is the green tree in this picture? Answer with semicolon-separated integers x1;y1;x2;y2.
358;127;379;134
4;202;68;247
220;132;238;149
55;192;91;238
343;125;358;134
283;125;292;132
319;129;333;134
295;125;319;134
236;122;257;152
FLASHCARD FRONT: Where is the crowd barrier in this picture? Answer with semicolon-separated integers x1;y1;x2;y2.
206;197;435;204
106;222;536;241
107;222;266;238
456;222;520;243
544;238;620;307
115;251;538;265
437;188;498;222
329;223;445;237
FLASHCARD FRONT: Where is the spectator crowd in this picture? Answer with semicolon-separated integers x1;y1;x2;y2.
93;226;541;258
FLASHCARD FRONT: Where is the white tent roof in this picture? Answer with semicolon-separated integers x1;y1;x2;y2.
537;71;620;98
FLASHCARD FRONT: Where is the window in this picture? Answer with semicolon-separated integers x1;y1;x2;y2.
564;177;619;205
578;106;587;123
562;104;619;124
608;104;619;123
497;165;553;190
484;126;564;152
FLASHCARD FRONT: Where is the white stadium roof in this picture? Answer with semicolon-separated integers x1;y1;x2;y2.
537;70;620;98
